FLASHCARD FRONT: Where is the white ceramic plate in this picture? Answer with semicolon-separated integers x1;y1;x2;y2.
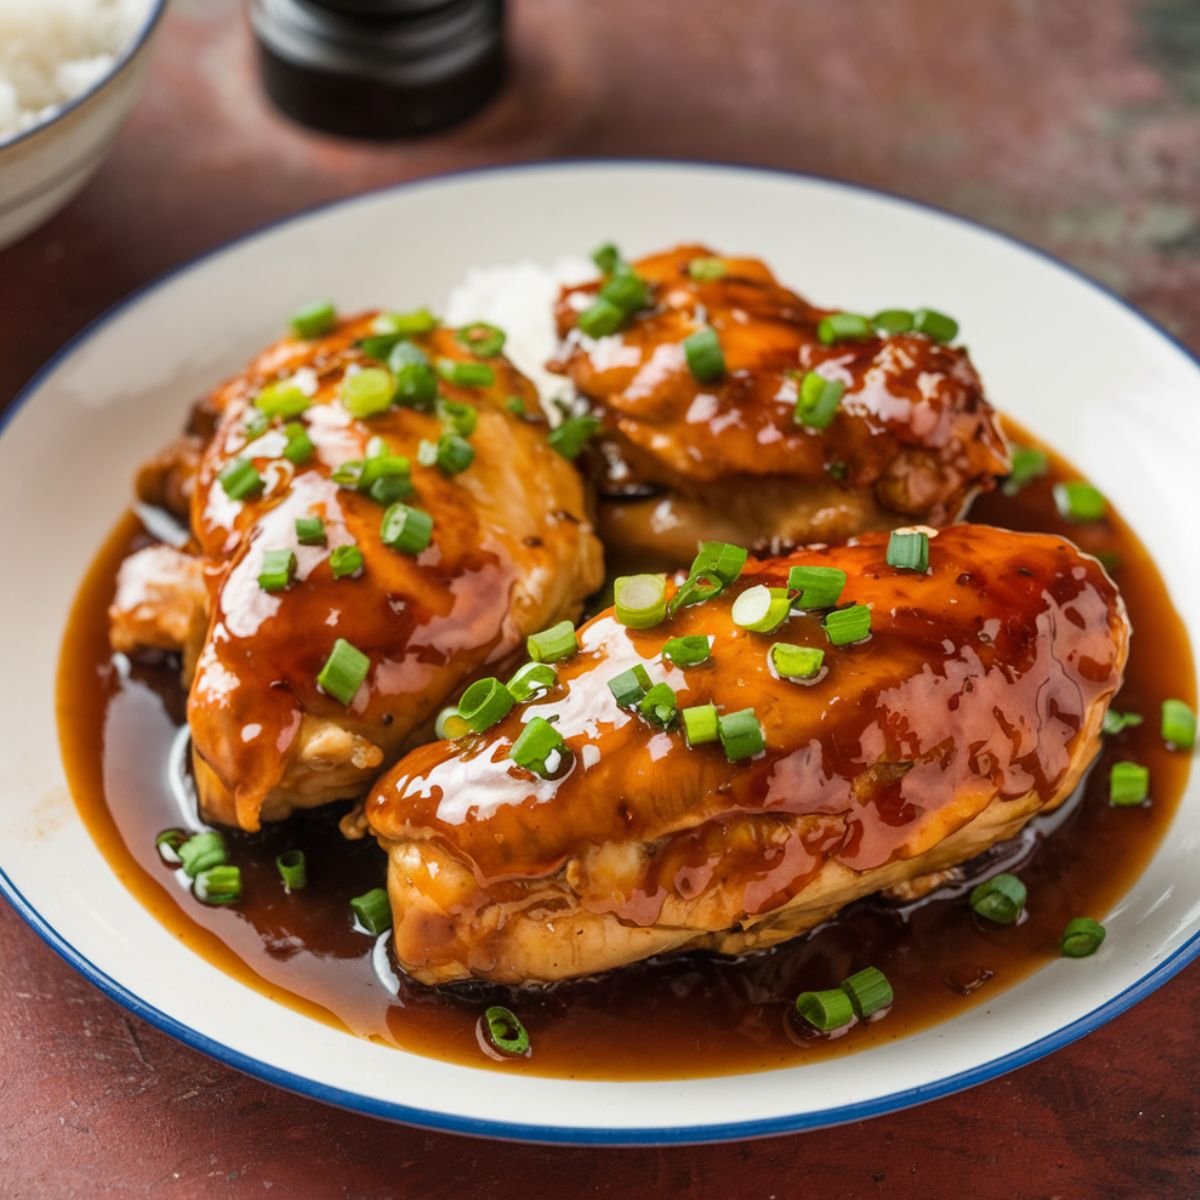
2;162;1197;1145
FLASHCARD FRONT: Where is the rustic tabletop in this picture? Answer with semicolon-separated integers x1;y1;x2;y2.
3;1;1199;1195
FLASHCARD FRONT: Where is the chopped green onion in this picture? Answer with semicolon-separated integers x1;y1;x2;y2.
258;547;296;593
289;299;337;339
886;530;930;572
1060;917;1106;958
638;681;678;728
509;715;567;777
599;268;648;312
1103;709;1142;735
276;849;307;892
194;864;242;906
358;333;404;361
667;572;725;616
817;312;873;344
380;503;433;555
592;242;621;274
483;1005;530;1056
329;544;364;579
682;703;719;747
688;257;728;282
437;359;494;388
458;677;514;733
243;409;270;440
787;565;846;609
350;887;392;935
391;342;438;409
218;457;263;501
178;831;227;879
690;541;747;584
549;415;601;460
614;574;668;629
282;421;314;465
872;309;913;334
1162;699;1196;749
577;297;626;338
373;307;437;337
1054;481;1107;522
913;308;959;342
1002;446;1049;496
341;368;395;419
456;322;506;357
731;585;791;634
360;454;413;505
527;619;578;663
254;379;310;419
505;395;527;416
317;638;370;706
1109;761;1149;806
683;327;725;382
435;706;470;740
840;967;893;1018
718;708;765;762
295;516;326;545
823;604;871;646
154;828;188;865
436;397;479;436
795;988;854;1032
770;643;825;680
506;662;557;702
421;433;475;475
969;873;1026;924
793;371;845;430
608;663;652;708
663;635;711;668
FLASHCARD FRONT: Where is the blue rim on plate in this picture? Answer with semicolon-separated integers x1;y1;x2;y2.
2;159;1198;1146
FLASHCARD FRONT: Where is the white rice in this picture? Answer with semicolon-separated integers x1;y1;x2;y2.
0;0;150;142
444;256;595;410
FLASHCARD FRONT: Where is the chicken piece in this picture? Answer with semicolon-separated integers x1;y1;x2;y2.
365;525;1127;985
551;246;1011;566
115;314;603;832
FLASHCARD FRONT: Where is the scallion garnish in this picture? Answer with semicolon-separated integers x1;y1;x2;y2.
329;544;364;579
577;297;625;338
607;663;652;708
548;415;601;460
690;541;747;584
282;421;315;465
483;1005;530;1057
254;379;310;419
435;706;470;740
437;359;494;388
731;585;791;634
178;831;227;879
718;708;765;761
360;453;413;505
436;397;479;436
682;703;719;747
614;574;668;629
420;433;474;475
969;873;1026;924
1103;709;1142;735
505;395;526;416
840;967;893;1018
194;864;242;906
667;573;724;616
390;341;438;409
289;299;336;339
787;565;846;609
506;662;557;702
527;619;578;663
663;635;711;668
795;988;854;1032
1054;480;1107;523
1109;760;1149;806
373;307;437;337
817;312;873;344
683;327;725;382
276;849;307;892
458;677;514;733
295;515;326;545
317;638;370;706
638;681;678;728
244;409;270;440
456;322;506;357
1060;917;1106;958
1162;699;1196;749
592;242;621;273
688;257;728;282
350;887;392;935
793;371;844;430
823;604;871;646
872;309;913;334
218;457;263;501
341;367;395;419
913;308;959;342
258;547;296;593
886;530;930;572
770;643;825;681
154;828;188;865
599;268;648;312
380;502;433;555
1002;446;1049;496
509;716;567;777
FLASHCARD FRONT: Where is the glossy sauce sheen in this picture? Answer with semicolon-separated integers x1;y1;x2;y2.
59;427;1194;1079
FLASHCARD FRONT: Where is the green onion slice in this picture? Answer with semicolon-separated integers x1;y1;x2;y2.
840;967;893;1018
682;703;720;747
683;327;725;383
599;267;648;312
282;422;314;465
1162;699;1196;750
1109;760;1149;806
243;409;270;440
373;308;437;337
258;547;297;593
817;312;873;344
154;828;188;865
456;322;506;357
1102;709;1142;735
548;414;601;460
718;708;765;762
690;541;747;584
436;397;479;436
638;681;678;728
663;635;711;668
1060;917;1106;958
194;864;242;906
317;638;370;706
289;299;337;339
1054;480;1107;523
823;604;871;646
688;257;728;282
458;677;515;733
795;988;854;1032
770;643;825;681
608;663;652;708
793;371;845;430
577;297;626;338
731;585;791;634
592;243;621;274
295;515;326;545
178;831;227;878
509;716;568;777
350;887;392;935
276;849;307;892
872;309;913;334
424;433;474;475
886;529;930;572
380;503;433;555
483;1005;530;1057
1002;446;1049;496
329;544;364;579
614;574;668;629
969;873;1026;924
506;662;557;702
218;457;263;501
527;619;578;663
787;565;846;609
913;307;959;342
391;341;437;409
254;379;310;419
437;359;494;388
435;706;471;740
666;572;724;617
341;368;395;419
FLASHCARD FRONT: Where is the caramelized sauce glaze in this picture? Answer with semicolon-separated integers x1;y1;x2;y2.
58;424;1194;1079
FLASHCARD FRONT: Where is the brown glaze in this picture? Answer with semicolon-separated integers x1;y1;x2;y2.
60;425;1193;1079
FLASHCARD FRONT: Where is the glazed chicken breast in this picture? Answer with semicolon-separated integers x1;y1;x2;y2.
551;246;1011;566
363;524;1127;986
110;313;603;831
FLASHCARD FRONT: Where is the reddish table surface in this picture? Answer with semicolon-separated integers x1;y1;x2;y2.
3;1;1199;1195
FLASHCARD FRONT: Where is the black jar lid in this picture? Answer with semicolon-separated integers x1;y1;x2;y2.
250;0;507;140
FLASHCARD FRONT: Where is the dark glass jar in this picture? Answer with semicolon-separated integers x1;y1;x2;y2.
250;0;506;139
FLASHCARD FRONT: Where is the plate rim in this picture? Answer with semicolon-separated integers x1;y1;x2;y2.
4;157;1198;1146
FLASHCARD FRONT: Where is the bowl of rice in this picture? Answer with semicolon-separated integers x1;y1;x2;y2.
0;0;166;250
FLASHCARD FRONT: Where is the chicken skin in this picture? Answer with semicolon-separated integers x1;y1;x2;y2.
109;314;603;831
364;525;1127;986
551;246;1011;566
